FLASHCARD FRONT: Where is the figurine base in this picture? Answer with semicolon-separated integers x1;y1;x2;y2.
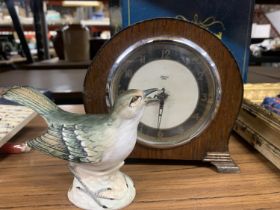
68;162;136;210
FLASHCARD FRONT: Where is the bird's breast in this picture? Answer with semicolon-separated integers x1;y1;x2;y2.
102;119;139;165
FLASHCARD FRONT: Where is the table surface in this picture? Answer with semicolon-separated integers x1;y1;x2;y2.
0;105;279;210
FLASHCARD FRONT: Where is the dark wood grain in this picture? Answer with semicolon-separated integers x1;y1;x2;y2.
0;105;279;210
83;19;243;168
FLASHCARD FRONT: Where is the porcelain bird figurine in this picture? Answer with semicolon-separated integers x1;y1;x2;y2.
1;86;158;210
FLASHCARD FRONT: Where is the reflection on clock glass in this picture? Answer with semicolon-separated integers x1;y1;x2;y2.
108;38;221;148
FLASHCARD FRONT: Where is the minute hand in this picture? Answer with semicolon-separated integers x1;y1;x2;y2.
157;100;164;130
156;88;169;131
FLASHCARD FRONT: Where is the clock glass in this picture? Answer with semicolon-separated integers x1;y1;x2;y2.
107;37;221;148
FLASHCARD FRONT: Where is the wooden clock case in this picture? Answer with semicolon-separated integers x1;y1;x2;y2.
83;18;243;173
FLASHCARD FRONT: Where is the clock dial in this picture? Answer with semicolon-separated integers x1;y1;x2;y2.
107;37;221;148
129;59;199;129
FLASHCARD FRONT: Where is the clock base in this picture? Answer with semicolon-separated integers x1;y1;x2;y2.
203;152;240;173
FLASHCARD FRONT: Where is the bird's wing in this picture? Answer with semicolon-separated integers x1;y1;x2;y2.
28;121;113;163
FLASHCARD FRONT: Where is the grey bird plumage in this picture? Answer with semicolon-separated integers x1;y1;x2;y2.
2;86;157;168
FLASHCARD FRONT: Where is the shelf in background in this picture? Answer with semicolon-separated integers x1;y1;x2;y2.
0;18;110;32
1;64;279;104
21;57;91;70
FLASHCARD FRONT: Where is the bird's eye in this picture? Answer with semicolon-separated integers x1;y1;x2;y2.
131;96;139;103
129;96;141;107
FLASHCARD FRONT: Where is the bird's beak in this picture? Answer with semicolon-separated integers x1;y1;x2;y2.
143;88;159;103
143;88;158;97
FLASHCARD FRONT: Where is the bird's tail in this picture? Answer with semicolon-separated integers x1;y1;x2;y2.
1;86;59;116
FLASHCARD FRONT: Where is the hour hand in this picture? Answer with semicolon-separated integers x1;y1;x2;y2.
155;88;169;101
145;89;164;104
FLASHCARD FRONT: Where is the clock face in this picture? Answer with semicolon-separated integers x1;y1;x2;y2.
107;37;221;148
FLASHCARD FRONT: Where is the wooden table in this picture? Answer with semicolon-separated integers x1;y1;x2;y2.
0;105;279;210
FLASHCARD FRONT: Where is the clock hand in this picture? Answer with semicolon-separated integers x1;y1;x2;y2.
157;98;164;130
155;88;169;135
